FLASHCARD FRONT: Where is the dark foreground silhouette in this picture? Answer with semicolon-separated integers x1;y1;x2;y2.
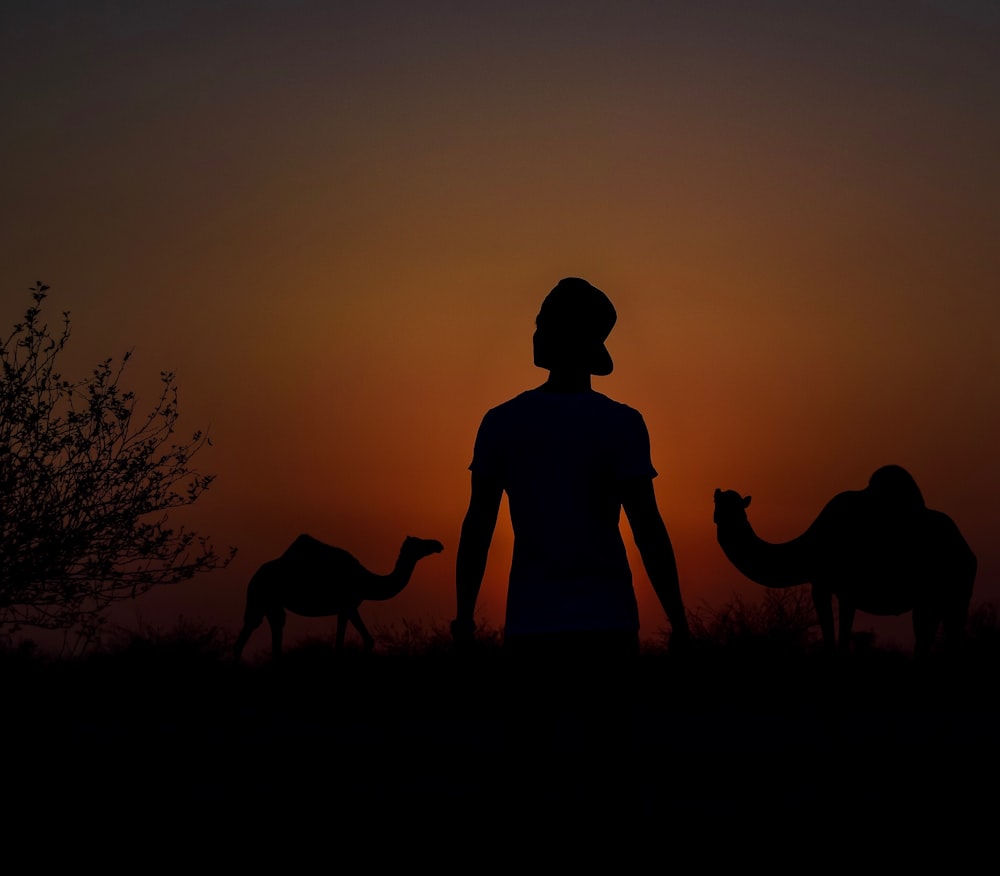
6;619;1000;850
713;465;977;656
233;534;444;659
454;277;689;652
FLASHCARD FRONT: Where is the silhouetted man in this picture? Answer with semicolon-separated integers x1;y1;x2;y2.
452;278;690;657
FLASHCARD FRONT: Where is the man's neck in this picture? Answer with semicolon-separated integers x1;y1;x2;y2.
540;370;592;393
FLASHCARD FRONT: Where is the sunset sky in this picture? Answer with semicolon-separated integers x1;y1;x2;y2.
3;0;998;652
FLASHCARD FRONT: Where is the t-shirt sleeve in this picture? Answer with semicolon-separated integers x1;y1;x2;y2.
469;409;505;479
616;409;658;480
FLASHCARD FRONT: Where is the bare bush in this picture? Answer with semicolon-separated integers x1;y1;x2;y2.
0;283;234;639
686;588;821;654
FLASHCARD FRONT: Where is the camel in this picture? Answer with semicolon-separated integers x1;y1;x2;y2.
233;534;444;660
713;466;976;657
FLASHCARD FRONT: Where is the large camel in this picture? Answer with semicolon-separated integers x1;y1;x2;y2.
713;466;976;656
233;534;444;660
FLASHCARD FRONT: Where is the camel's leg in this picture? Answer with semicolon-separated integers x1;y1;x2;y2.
347;607;376;650
939;575;973;655
911;605;939;660
336;613;348;650
233;615;264;660
812;584;836;652
234;603;264;661
233;622;257;661
941;598;970;654
838;600;856;654
267;607;286;660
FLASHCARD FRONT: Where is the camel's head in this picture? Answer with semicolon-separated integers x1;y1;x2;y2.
401;536;445;560
713;488;751;526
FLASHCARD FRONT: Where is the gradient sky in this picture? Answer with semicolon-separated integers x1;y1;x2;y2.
3;0;998;652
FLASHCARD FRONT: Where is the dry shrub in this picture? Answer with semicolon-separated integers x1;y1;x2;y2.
687;588;821;656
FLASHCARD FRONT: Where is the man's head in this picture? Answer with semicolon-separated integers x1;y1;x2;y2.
533;278;617;376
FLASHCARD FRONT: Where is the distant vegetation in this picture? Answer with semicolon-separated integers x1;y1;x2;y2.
5;593;998;668
684;588;821;656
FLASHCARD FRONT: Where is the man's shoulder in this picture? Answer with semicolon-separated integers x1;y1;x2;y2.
486;388;643;416
589;390;644;417
486;388;540;414
478;391;530;433
583;392;649;435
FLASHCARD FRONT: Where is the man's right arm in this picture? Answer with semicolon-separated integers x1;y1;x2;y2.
453;472;504;643
621;476;690;648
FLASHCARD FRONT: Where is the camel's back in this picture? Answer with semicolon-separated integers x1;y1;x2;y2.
812;493;974;613
273;535;367;613
280;534;363;574
279;535;368;583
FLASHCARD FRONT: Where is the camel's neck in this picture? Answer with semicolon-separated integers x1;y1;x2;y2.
363;550;421;601
717;516;811;589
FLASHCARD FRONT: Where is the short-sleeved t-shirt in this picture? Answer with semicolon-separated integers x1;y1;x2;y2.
470;388;657;636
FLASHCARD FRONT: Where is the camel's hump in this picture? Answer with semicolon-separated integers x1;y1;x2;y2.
280;534;363;570
287;533;335;551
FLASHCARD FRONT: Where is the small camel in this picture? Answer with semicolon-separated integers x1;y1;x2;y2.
233;534;444;660
713;465;976;657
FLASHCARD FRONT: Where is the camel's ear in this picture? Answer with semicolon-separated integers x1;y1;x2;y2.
743;495;752;508
714;488;721;499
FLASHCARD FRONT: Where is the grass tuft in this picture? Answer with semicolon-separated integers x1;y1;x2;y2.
683;588;821;657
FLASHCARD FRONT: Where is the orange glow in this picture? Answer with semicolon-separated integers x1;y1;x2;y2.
3;3;998;650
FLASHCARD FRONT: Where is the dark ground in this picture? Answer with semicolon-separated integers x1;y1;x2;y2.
4;619;999;863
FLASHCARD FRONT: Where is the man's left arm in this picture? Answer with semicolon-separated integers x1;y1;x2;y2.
621;477;690;646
